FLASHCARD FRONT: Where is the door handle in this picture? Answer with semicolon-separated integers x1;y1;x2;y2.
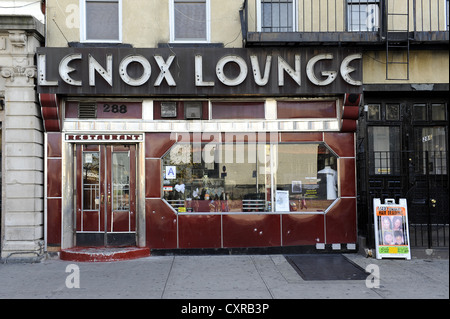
101;194;104;204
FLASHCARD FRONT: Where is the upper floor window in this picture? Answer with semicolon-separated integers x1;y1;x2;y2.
81;0;122;42
347;0;380;32
258;0;297;32
170;0;210;43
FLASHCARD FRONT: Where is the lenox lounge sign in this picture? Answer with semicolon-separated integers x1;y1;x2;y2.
36;47;362;96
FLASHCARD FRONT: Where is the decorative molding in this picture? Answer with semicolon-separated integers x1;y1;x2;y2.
0;65;36;82
8;31;27;48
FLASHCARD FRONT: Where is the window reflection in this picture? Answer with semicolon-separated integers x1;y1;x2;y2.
83;152;100;210
162;142;339;213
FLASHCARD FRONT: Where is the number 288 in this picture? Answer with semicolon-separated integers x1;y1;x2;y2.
103;104;128;114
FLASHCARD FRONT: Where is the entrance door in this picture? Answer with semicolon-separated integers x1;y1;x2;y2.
76;144;136;247
407;125;448;247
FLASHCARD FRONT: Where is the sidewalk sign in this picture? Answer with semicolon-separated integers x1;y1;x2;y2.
373;198;411;260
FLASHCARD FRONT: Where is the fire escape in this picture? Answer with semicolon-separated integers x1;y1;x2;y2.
385;0;411;80
240;0;449;81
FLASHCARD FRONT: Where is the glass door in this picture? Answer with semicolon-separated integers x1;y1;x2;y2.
76;144;136;247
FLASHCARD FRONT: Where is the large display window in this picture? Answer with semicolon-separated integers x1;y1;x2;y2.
162;141;339;213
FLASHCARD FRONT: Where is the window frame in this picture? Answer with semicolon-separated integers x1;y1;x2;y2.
256;0;298;32
80;0;123;43
347;0;380;32
169;0;211;43
161;140;340;214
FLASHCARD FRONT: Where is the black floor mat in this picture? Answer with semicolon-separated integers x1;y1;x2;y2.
285;254;369;281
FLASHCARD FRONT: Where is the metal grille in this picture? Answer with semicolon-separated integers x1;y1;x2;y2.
78;102;97;119
358;150;449;249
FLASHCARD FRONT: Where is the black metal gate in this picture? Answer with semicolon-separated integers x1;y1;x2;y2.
358;150;449;249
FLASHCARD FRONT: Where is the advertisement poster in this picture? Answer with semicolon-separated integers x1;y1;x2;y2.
276;190;290;212
373;198;411;260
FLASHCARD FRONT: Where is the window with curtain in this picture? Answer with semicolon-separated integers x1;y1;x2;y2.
82;0;121;42
172;0;209;42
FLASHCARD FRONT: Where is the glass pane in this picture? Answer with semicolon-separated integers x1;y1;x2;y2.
368;126;401;175
367;104;381;121
174;2;207;40
386;104;400;121
162;142;269;213
413;104;427;121
275;144;338;212
83;152;100;210
262;0;293;32
112;152;130;211
86;2;119;40
432;104;447;121
414;126;447;174
348;3;379;31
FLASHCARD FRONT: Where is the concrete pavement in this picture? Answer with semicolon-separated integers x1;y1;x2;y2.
0;253;448;300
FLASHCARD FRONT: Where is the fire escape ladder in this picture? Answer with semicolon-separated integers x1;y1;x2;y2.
386;0;411;80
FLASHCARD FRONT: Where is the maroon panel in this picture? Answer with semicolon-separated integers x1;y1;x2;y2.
112;211;130;232
211;102;265;119
277;100;336;119
145;159;161;198
65;101;78;118
47;159;62;197
324;133;355;157
83;211;100;232
145;199;178;249
342;106;359;120
47;133;62;157
280;132;323;142
341;119;357;132
40;93;61;132
178;215;221;248
339;158;356;197
65;101;142;119
130;211;136;232
47;198;61;245
282;214;325;246
222;214;281;248
97;102;142;119
145;133;177;158
325;198;357;244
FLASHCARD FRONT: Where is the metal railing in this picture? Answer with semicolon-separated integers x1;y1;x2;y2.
241;0;449;34
358;150;449;248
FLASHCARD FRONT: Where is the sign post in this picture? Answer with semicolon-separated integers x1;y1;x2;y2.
373;198;411;260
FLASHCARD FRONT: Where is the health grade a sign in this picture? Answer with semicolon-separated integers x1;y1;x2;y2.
373;198;411;260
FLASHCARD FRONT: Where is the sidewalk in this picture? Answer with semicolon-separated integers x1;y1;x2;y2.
0;253;448;300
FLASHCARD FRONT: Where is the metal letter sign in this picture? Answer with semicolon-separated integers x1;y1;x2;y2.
373;198;411;260
36;47;362;96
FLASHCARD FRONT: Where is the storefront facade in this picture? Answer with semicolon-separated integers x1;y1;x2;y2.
37;46;362;252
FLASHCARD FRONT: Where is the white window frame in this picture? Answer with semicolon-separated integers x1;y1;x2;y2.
347;0;380;32
257;0;298;32
170;0;211;43
80;0;123;43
